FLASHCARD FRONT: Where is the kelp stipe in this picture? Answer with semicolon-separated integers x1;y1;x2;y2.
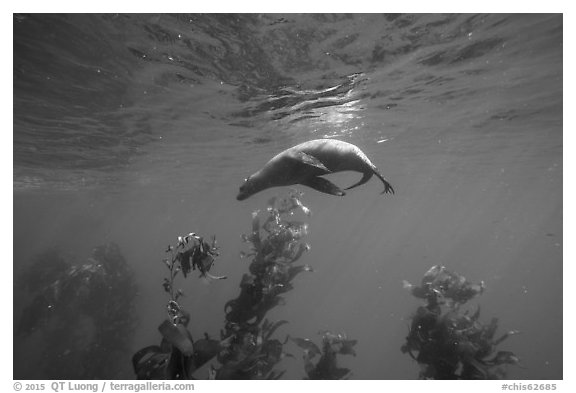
16;244;137;379
401;265;522;379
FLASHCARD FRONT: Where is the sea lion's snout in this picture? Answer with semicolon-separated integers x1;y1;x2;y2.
236;179;251;201
236;187;246;201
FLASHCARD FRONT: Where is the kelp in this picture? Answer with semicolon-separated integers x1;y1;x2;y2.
133;190;326;380
16;243;138;379
288;331;358;379
133;231;228;379
401;265;521;379
211;318;295;380
210;190;314;379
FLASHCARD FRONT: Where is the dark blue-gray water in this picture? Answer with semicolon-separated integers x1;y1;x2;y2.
13;14;562;380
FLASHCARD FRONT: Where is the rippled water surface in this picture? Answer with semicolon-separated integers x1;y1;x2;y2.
13;14;562;379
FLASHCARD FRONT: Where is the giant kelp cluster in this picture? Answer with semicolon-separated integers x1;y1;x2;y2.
215;192;314;379
16;243;138;379
133;191;357;380
401;265;521;379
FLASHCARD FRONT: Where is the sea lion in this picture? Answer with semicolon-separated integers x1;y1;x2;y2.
236;139;394;200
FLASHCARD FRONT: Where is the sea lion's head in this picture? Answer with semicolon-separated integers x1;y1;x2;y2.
237;174;260;201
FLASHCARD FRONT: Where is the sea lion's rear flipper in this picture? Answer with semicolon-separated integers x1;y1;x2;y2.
300;176;345;196
373;169;395;194
290;152;331;174
346;168;395;194
344;171;373;190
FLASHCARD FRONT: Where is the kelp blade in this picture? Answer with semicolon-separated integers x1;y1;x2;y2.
158;320;194;356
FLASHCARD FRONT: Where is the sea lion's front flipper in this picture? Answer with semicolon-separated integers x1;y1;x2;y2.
290;152;331;174
344;171;373;190
300;176;345;196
